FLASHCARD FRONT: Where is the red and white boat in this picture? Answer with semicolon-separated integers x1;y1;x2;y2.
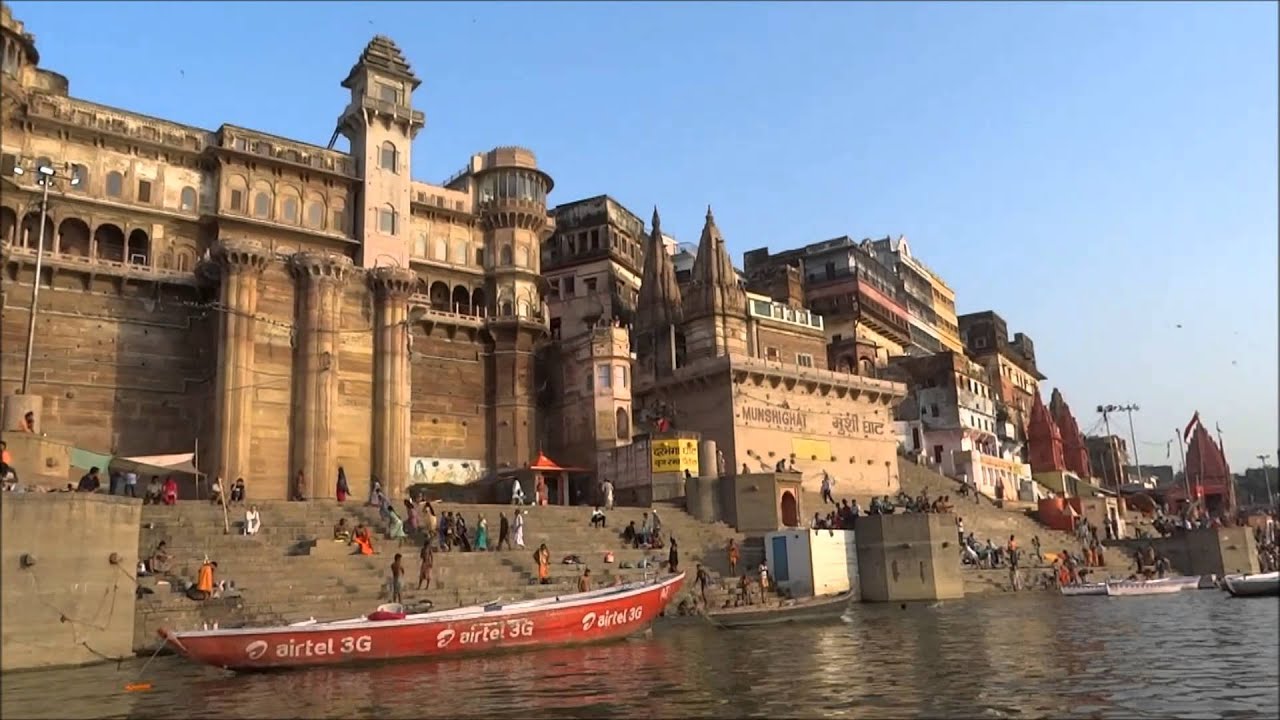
160;572;685;672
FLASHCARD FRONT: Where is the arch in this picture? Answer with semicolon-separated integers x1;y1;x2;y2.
428;281;450;310
471;288;486;316
105;171;124;198
179;186;197;211
836;355;854;374
252;190;272;219
20;211;53;250
451;285;470;314
331;197;348;234
0;206;16;245
226;174;249;212
70;164;90;191
858;358;876;377
378;204;398;235
516;299;530;317
176;249;194;273
57;218;90;257
280;192;300;223
304;194;325;229
434;237;448;262
454;240;467;266
515;245;529;268
126;229;150;265
34;156;52;172
379;141;398;172
780;490;800;528
500;245;513;266
500;301;514;316
615;407;630;440
93;224;126;262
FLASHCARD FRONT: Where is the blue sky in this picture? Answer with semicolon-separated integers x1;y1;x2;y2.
11;1;1277;471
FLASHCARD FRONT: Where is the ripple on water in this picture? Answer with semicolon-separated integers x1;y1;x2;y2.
1;591;1276;719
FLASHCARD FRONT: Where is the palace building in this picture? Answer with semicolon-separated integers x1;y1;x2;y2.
0;7;551;499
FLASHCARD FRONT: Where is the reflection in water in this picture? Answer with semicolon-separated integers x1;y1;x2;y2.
2;593;1276;719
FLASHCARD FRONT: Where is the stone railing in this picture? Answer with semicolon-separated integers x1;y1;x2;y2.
3;244;196;283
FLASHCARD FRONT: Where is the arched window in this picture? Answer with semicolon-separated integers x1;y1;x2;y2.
105;171;124;198
179;186;197;211
454;240;467;266
500;245;513;265
70;164;89;191
305;199;325;229
331;199;347;233
34;156;52;173
253;191;271;219
616;408;630;440
515;245;528;268
378;205;397;235
500;301;513;316
434;237;448;262
281;195;299;223
379;141;398;172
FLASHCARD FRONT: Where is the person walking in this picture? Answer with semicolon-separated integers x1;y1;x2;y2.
417;543;434;591
390;553;405;604
497;512;512;551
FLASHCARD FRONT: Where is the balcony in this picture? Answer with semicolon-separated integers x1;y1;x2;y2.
748;297;824;331
3;242;199;286
854;279;911;344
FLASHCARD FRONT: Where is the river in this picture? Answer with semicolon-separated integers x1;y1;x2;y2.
3;591;1276;719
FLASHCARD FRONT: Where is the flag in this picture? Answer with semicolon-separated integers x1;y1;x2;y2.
1183;411;1201;442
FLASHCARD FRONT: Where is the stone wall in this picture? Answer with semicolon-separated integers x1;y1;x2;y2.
1109;528;1259;577
1;493;141;671
854;513;964;603
409;324;487;464
1;278;213;457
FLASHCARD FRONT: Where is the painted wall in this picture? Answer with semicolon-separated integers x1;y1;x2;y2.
764;529;858;598
1;493;141;671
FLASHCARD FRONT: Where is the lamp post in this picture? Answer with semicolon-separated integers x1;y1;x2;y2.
1099;403;1142;487
1258;454;1274;509
11;161;79;395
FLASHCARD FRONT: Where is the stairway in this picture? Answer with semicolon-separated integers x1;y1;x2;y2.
133;498;748;652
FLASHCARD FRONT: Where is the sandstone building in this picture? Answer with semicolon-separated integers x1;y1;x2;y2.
0;8;552;499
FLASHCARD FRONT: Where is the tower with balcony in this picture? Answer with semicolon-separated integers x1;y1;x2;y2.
470;147;553;470
336;35;425;269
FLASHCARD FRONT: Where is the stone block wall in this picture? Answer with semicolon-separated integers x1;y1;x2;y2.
854;513;964;603
1;493;141;671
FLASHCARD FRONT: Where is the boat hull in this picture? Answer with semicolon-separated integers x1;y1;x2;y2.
1105;580;1186;597
161;573;685;671
706;591;855;629
1060;583;1107;597
1223;572;1280;598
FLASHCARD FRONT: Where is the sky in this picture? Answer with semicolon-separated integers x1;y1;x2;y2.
10;1;1277;472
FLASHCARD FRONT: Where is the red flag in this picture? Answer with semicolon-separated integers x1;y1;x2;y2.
1183;411;1201;442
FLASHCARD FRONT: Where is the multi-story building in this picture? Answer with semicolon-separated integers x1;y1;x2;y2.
958;310;1045;458
862;235;963;354
743;236;913;371
542;195;645;341
1085;435;1130;490
0;8;552;498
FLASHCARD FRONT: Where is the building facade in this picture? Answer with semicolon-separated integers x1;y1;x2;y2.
862;235;963;355
958;310;1045;460
0;9;551;498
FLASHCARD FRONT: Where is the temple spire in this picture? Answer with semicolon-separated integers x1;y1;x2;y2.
687;204;746;318
635;205;683;334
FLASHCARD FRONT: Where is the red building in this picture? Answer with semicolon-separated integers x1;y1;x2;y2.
1027;392;1066;474
1169;423;1235;514
1049;388;1092;479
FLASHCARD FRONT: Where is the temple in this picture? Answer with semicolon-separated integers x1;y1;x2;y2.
1026;392;1066;474
1048;388;1092;479
1176;422;1236;514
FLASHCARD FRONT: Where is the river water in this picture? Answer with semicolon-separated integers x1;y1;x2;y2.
3;591;1276;719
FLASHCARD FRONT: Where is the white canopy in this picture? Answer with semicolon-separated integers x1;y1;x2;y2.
113;452;203;476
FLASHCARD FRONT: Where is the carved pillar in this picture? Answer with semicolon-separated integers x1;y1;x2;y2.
370;267;417;498
290;252;352;500
212;239;270;488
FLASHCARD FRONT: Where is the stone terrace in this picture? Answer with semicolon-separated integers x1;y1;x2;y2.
133;499;755;653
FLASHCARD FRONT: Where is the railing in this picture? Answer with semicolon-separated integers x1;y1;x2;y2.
748;298;824;330
4;244;195;282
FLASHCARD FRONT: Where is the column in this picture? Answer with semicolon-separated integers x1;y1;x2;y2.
290;251;352;500
370;267;417;498
211;239;269;488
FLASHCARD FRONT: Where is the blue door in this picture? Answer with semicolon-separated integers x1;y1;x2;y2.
771;536;790;583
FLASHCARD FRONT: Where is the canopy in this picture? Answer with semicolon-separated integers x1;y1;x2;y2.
528;451;585;473
112;452;203;477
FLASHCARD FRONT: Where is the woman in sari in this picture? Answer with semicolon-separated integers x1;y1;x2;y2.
367;477;383;507
475;515;489;551
162;476;179;505
535;543;551;585
386;507;407;543
336;467;350;503
351;524;375;555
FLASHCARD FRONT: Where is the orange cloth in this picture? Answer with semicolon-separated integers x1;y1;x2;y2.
537;549;549;579
354;529;374;556
1;449;11;465
196;563;214;594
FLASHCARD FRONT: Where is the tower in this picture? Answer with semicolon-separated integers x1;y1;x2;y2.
1049;388;1093;479
336;35;425;269
633;207;684;385
1027;392;1066;474
683;207;748;361
473;147;553;470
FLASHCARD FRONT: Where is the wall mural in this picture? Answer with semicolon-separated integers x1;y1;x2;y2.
409;457;484;486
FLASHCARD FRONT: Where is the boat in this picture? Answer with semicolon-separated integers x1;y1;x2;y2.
1145;575;1204;591
1105;580;1187;597
1059;582;1107;597
674;590;857;629
159;572;685;671
1222;571;1280;598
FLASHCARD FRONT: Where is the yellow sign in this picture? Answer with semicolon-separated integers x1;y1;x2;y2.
651;439;700;475
792;438;832;463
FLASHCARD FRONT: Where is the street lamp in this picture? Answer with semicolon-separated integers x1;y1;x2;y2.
1099;403;1143;486
1258;454;1274;509
11;161;79;395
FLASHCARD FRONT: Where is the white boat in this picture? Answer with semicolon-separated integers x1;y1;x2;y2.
1105;580;1187;597
1222;571;1280;598
1145;576;1203;591
1060;583;1107;596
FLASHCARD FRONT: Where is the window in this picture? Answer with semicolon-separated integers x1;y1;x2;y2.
70;164;89;191
379;142;397;172
281;196;299;222
586;372;593;392
413;233;428;258
797;353;814;368
137;180;152;204
379;205;398;235
585;278;597;292
435;238;448;261
179;186;197;211
229;189;244;212
596;364;612;389
500;245;513;265
253;192;271;218
332;204;347;233
616;407;630;440
105;172;124;198
475;248;484;266
766;346;779;361
306;201;324;229
378;83;400;104
563;277;576;297
931;404;940;417
974;336;988;349
455;241;467;265
234;138;250;152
